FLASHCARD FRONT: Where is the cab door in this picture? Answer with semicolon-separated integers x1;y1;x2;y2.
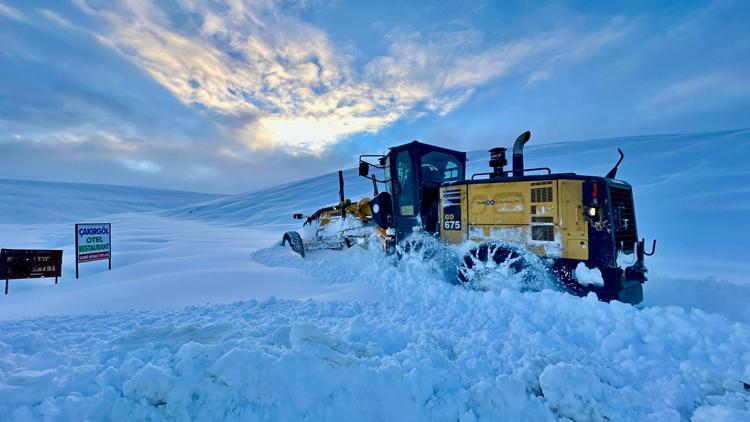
391;149;421;239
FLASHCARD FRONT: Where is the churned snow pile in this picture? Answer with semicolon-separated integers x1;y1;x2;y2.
574;263;604;287
1;129;750;420
1;245;749;420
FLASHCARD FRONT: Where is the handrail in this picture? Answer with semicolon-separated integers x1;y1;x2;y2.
470;167;552;180
471;172;494;180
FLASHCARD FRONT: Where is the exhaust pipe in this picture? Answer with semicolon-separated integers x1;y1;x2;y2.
512;131;531;177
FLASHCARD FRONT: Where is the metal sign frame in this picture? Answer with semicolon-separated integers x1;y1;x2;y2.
1;249;63;295
75;223;112;279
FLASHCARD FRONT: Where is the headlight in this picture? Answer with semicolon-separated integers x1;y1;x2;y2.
587;207;597;217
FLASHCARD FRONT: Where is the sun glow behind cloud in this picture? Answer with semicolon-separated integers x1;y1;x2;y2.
72;0;632;154
4;0;747;193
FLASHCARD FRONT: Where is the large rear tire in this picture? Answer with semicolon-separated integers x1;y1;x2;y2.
282;231;305;257
457;242;552;292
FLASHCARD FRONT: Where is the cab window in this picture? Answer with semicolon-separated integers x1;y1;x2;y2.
420;151;464;185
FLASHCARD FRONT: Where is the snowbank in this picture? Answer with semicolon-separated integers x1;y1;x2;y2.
2;244;749;420
2;249;749;420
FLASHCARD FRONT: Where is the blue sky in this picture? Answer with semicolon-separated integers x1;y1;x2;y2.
1;0;748;193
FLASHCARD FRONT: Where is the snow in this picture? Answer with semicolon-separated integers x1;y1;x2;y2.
574;262;604;287
617;250;637;268
1;257;749;419
1;129;750;419
0;178;221;224
0;214;378;318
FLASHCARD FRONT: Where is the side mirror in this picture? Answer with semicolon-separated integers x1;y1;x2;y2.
358;161;370;177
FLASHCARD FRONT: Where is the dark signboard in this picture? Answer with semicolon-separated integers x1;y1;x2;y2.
1;249;63;294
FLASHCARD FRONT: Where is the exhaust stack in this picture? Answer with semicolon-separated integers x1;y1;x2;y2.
512;131;531;177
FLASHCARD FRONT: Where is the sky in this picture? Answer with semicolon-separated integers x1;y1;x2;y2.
1;0;748;194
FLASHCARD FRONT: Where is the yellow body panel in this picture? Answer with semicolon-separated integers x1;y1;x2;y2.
439;185;467;245
316;197;372;227
440;179;588;260
558;180;589;260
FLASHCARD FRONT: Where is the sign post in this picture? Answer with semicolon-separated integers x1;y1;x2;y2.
1;249;63;294
75;223;112;278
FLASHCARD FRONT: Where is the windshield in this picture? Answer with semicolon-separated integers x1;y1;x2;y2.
420;151;464;185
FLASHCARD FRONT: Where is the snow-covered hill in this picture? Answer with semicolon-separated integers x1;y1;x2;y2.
0;179;222;224
1;129;749;420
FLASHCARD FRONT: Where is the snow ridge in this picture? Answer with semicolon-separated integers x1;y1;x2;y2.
2;245;749;420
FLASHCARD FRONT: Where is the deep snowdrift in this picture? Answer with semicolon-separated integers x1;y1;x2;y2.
2;245;749;420
1;129;749;420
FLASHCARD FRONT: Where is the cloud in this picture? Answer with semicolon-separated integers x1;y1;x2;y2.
3;0;670;194
0;1;25;22
36;8;76;29
120;158;162;173
643;71;750;116
522;17;635;86
72;0;632;154
0;126;332;193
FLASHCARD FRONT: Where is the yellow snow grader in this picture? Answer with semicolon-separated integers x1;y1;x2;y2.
282;131;655;304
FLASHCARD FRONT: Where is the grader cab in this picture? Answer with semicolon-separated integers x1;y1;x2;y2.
284;131;655;305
